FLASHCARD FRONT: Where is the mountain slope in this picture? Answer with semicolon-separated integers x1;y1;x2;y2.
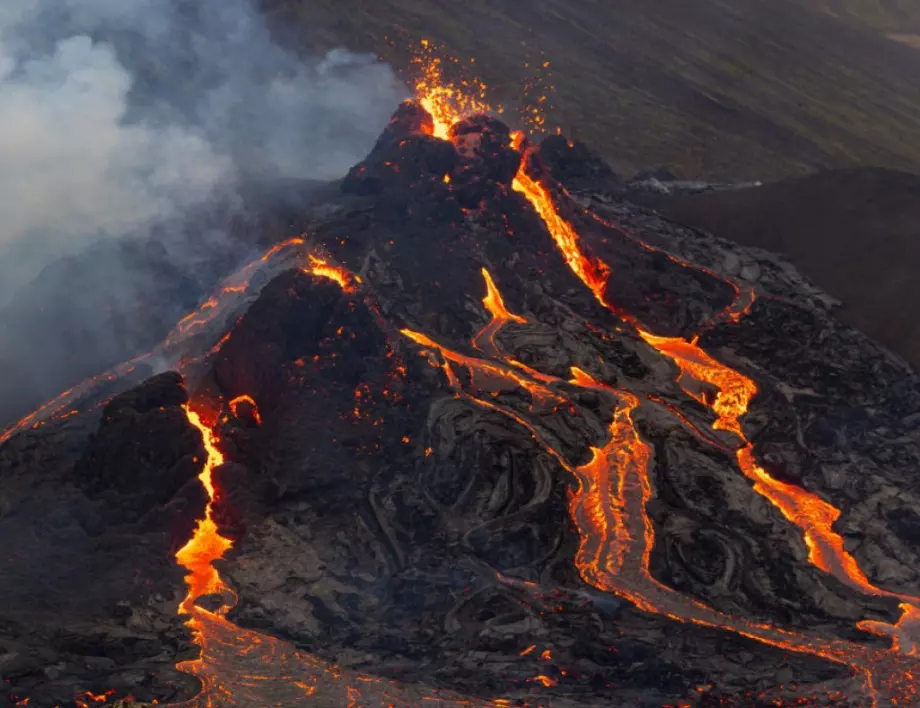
262;0;920;180
659;168;920;371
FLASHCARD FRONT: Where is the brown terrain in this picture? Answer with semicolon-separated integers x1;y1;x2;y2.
660;168;920;370
261;0;920;181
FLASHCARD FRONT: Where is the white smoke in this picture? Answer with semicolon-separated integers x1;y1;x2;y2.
0;0;406;296
0;37;227;264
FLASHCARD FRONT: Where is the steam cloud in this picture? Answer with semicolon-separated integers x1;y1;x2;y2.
0;0;407;297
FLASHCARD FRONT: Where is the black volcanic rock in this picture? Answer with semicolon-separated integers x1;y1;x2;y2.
6;109;920;707
73;372;202;525
540;133;623;193
660;168;920;372
0;375;207;705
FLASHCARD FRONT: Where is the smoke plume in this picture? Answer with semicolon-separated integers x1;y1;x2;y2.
0;0;406;298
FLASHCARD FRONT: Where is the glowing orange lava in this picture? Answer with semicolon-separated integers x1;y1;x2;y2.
400;328;567;409
228;394;262;425
304;254;361;292
472;267;527;356
260;237;306;262
636;330;920;614
400;268;920;706
411;40;494;139
176;405;234;616
510;141;610;305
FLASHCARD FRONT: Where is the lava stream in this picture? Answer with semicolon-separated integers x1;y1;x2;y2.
176;405;234;616
510;148;610;305
637;331;920;615
509;135;920;607
452;156;920;701
400;328;568;409
399;275;920;705
472;267;527;356
0;237;310;446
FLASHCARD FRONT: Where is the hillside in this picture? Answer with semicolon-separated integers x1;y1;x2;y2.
813;0;920;32
260;0;920;181
660;168;920;371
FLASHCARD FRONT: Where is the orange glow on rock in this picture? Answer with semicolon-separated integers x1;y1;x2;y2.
228;394;262;425
260;237;306;262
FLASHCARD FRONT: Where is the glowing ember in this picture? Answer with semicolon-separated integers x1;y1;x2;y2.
411;40;494;140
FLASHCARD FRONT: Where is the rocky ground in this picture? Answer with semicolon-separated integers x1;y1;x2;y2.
3;107;920;707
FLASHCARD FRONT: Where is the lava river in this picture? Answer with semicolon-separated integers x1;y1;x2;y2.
499;130;920;703
170;257;514;707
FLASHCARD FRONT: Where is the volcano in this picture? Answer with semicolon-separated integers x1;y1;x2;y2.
5;77;920;708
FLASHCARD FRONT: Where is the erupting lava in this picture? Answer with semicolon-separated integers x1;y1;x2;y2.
411;40;493;140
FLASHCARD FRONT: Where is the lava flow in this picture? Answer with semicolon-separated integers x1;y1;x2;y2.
400;268;920;706
0;237;310;446
510;146;610;306
472;267;527;356
414;63;920;699
175;406;234;617
504;140;920;699
170;258;524;707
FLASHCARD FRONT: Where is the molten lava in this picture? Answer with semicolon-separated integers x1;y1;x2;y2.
9;52;920;707
400;327;567;409
400;252;920;706
167;262;513;707
411;40;493;139
472;267;527;356
636;330;920;612
304;253;361;292
228;394;262;425
175;405;234;616
510;141;610;305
